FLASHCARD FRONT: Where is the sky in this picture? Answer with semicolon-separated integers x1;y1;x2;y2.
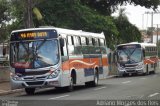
112;4;160;30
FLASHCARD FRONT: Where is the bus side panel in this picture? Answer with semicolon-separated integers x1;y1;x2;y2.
144;56;159;73
102;55;109;79
61;54;109;86
61;60;70;87
61;70;70;87
69;55;85;84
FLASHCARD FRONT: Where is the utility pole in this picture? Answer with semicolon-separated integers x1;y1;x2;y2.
145;12;154;43
145;11;160;43
26;0;33;28
142;14;144;29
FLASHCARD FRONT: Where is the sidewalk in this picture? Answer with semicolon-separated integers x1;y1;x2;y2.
0;81;24;96
0;67;22;95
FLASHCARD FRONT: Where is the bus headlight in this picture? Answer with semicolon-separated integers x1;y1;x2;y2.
118;66;125;71
136;63;143;69
117;64;125;71
48;70;60;79
10;72;23;81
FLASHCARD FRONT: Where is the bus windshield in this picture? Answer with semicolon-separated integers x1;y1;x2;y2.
10;39;59;69
117;46;142;64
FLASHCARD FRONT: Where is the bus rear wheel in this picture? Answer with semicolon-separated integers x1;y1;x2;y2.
25;88;35;95
85;71;99;87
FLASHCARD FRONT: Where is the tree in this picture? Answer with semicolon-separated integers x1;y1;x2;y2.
80;0;160;15
36;0;118;48
0;0;11;42
114;8;141;44
10;0;44;28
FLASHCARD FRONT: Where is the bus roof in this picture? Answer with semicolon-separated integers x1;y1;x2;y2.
117;42;156;48
11;27;105;39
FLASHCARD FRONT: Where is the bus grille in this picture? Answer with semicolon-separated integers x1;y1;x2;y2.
23;76;46;80
126;70;136;73
26;81;44;85
125;64;138;67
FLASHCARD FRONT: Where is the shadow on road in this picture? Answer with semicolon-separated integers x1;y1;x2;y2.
20;84;105;96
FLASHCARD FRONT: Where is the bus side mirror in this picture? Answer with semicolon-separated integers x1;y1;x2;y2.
60;38;64;47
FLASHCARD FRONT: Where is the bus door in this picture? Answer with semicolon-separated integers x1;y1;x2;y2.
108;51;118;76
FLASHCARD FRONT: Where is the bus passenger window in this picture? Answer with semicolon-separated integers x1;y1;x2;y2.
92;38;95;45
86;38;89;45
94;38;99;46
81;37;86;45
68;36;73;45
89;37;92;45
61;39;68;56
100;39;105;46
74;36;80;46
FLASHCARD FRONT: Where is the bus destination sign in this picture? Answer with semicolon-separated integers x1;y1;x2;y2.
20;32;47;39
11;30;58;41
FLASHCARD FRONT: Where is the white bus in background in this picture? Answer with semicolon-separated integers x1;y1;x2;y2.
116;42;158;76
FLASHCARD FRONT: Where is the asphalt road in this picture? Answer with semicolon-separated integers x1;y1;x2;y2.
0;70;160;106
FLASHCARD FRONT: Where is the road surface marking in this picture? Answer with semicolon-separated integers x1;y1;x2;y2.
49;95;70;100
139;95;144;99
148;93;159;98
153;75;158;77
122;81;131;84
94;87;106;91
140;78;146;80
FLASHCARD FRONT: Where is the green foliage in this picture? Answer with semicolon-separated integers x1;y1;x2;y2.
36;0;118;48
114;8;141;44
80;0;160;15
1;0;154;49
0;0;11;42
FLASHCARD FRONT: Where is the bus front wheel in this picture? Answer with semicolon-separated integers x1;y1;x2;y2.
144;65;149;75
66;77;74;92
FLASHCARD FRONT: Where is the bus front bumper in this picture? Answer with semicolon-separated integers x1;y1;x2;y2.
118;69;144;76
10;78;61;90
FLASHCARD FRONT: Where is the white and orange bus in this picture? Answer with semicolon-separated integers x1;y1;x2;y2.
116;42;159;76
9;27;108;95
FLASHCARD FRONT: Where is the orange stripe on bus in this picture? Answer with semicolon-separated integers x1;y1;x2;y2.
144;57;159;64
62;57;108;71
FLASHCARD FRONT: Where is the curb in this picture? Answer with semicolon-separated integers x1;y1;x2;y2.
100;75;116;80
0;75;116;96
0;89;24;96
105;75;117;79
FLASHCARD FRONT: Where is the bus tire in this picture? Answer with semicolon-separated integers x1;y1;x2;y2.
153;63;156;74
25;88;35;95
92;71;99;87
86;70;99;87
66;77;74;92
145;65;149;75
